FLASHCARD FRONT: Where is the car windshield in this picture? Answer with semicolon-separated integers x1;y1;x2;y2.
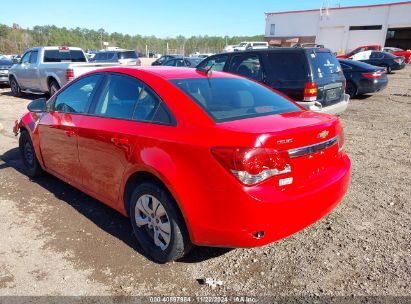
119;51;138;59
44;49;87;62
310;51;342;80
170;77;300;122
238;43;247;47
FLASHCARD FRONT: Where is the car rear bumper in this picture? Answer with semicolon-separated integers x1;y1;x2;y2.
357;78;388;95
189;154;351;248
392;63;406;70
297;93;350;116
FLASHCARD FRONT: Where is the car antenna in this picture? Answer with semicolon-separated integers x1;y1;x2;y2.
196;63;215;77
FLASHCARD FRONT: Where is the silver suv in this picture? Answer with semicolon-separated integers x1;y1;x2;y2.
93;50;141;66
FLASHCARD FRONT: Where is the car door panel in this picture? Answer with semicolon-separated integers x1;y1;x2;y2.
38;112;82;184
38;74;103;185
77;73;144;205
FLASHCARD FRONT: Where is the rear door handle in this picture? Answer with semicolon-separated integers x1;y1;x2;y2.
65;130;76;137
111;137;130;147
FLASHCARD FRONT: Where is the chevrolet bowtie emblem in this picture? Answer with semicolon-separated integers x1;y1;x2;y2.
318;130;329;139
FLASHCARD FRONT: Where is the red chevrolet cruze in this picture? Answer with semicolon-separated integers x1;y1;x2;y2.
14;67;350;263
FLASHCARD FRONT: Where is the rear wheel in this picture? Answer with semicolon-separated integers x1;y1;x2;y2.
10;77;22;97
129;182;191;263
19;130;44;178
346;81;357;98
48;80;60;97
384;64;392;74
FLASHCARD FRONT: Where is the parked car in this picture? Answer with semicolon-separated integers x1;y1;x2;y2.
14;67;350;263
197;48;350;115
382;47;411;63
223;45;238;52
349;50;406;73
93;49;141;66
8;46;117;96
163;57;202;68
338;59;388;98
152;55;183;66
337;44;381;59
234;41;269;51
0;56;14;85
197;53;214;58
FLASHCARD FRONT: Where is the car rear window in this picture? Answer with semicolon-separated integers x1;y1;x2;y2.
267;52;307;80
309;51;342;80
44;50;87;62
170;78;300;123
119;51;138;59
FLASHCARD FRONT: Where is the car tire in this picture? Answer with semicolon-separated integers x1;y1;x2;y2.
346;81;357;99
384;64;392;74
129;182;191;263
19;130;44;178
49;80;60;97
10;77;22;97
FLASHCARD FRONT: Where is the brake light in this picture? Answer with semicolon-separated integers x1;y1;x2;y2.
136;58;141;66
66;69;74;82
361;71;385;78
211;147;291;185
304;82;317;101
394;58;402;64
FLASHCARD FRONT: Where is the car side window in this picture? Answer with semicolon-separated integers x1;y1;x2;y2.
132;86;161;121
175;59;186;67
267;52;306;81
107;53;115;60
164;59;176;66
93;74;143;120
198;55;228;71
54;74;101;113
30;51;38;64
21;52;31;64
229;54;264;81
96;53;107;61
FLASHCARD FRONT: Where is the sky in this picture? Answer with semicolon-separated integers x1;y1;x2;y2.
1;0;404;37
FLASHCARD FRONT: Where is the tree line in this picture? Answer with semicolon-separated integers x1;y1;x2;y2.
0;23;264;56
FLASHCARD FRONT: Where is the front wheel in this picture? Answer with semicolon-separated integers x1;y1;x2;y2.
19;130;44;178
129;182;191;263
10;77;22;97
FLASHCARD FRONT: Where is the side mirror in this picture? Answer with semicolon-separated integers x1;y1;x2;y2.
27;98;47;113
12;58;19;64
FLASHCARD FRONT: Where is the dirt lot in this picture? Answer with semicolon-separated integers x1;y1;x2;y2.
0;66;410;299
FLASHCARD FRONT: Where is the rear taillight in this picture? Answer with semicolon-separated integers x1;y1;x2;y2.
211;147;291;185
66;69;74;82
136;58;141;66
361;71;385;78
394;58;402;64
304;82;318;101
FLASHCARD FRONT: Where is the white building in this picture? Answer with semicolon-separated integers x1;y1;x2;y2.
264;1;411;53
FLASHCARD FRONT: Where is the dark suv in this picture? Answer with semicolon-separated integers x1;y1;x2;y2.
197;48;350;115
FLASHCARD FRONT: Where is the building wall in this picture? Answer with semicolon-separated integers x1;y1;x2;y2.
265;2;411;53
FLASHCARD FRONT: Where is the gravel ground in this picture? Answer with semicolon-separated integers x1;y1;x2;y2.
0;66;410;300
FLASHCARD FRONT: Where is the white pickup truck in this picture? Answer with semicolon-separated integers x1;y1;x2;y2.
9;46;116;96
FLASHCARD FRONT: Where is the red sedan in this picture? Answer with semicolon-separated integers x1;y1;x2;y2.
15;67;351;263
383;47;411;63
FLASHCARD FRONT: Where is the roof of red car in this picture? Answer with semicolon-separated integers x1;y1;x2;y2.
99;66;237;80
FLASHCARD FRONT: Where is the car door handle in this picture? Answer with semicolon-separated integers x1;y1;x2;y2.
111;137;130;147
65;130;76;137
